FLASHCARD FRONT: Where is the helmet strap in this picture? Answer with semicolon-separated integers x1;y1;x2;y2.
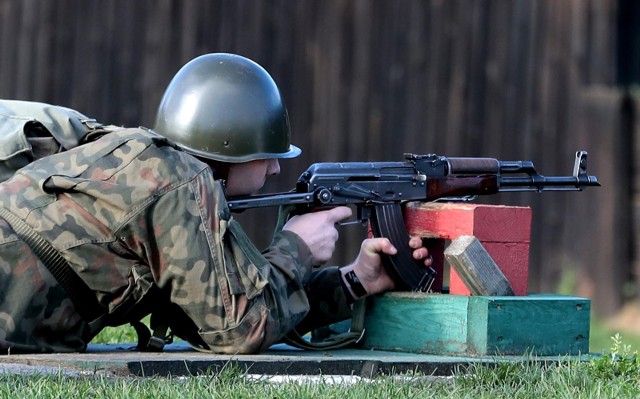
198;158;230;181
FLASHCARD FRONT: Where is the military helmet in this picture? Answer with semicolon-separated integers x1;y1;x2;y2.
153;53;301;163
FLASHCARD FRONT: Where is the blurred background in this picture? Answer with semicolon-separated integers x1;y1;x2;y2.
0;0;638;337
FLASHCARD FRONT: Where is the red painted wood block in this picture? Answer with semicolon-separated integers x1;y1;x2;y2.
404;202;532;296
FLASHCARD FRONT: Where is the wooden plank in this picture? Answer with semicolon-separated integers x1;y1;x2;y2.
363;293;471;354
0;340;592;378
404;203;532;243
476;242;529;294
471;295;590;355
362;292;590;356
444;235;515;296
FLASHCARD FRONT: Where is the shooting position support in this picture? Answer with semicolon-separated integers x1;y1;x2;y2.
361;202;591;356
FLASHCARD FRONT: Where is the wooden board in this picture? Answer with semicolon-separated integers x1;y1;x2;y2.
362;292;590;356
444;235;515;296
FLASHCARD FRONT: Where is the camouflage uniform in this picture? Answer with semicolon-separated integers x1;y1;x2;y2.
0;128;352;354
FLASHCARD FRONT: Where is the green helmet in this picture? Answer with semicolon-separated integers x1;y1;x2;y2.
153;53;301;163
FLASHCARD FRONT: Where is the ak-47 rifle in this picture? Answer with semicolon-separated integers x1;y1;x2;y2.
227;151;600;292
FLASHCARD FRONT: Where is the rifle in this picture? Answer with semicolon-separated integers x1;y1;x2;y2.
227;151;600;292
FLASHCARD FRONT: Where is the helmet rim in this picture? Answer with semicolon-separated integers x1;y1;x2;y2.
171;140;302;163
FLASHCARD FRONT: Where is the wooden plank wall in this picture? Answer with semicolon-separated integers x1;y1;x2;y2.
0;0;627;315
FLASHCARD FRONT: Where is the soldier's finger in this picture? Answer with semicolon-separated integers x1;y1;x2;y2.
363;237;398;256
325;206;353;223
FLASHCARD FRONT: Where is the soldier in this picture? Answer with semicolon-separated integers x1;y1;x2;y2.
0;53;432;354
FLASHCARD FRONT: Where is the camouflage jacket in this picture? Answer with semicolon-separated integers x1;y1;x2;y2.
0;128;352;354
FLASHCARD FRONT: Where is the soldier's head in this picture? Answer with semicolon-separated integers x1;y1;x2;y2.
153;53;300;195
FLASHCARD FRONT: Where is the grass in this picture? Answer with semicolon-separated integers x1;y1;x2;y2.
92;323;140;345
0;371;443;399
1;337;639;398
590;317;640;354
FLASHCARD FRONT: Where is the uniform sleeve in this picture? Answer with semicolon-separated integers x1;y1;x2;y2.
293;266;354;335
140;169;323;353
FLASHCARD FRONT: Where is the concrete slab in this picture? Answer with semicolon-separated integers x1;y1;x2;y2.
0;341;592;378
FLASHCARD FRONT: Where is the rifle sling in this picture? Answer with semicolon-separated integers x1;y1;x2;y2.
0;208;104;326
282;298;367;350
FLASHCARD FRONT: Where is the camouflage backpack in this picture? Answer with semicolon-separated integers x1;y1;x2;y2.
0;99;116;183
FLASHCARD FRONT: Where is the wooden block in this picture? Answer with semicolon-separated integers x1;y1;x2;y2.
404;202;532;242
449;242;529;296
444;235;515;296
362;292;590;356
467;295;590;356
404;202;532;295
363;293;471;354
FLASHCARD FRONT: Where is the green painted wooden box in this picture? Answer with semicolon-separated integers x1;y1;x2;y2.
361;292;590;356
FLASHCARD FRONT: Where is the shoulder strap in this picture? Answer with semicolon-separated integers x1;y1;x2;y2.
0;208;105;339
282;298;367;350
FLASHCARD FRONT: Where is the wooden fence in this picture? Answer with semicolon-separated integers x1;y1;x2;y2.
0;0;630;316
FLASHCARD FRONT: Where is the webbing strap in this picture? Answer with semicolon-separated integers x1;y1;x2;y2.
274;205;369;350
0;208;104;323
282;298;367;350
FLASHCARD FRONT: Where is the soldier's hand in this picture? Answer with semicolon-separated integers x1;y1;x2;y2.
345;236;433;296
283;206;352;266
